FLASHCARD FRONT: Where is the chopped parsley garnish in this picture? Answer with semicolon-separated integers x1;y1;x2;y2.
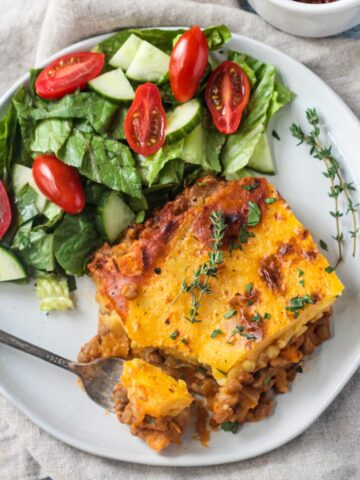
325;266;334;273
154;267;161;275
250;313;262;322
264;312;271;319
221;421;240;434
245;283;253;294
247;201;261;227
272;130;281;141
247;300;255;307
242;181;259;191
181;338;188;345
239;225;255;244
319;239;328;251
224;309;237;319
285;295;314;318
298;269;304;277
197;182;206;187
265;197;277;205
299;279;305;287
169;331;179;340
211;328;223;338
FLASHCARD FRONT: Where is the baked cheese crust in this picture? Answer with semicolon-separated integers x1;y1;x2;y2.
88;176;344;383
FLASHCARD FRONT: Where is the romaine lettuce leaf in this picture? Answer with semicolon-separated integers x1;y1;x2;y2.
203;25;232;51
53;211;101;276
227;51;257;86
0;98;18;186
95;26;231;62
15;91;119;135
222;52;295;175
31;119;72;156
138;140;184;186
79;136;143;199
12;225;55;273
15;183;39;224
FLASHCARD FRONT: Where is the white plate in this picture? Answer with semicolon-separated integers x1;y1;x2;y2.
0;31;359;467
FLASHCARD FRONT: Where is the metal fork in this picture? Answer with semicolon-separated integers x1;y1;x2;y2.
0;329;124;412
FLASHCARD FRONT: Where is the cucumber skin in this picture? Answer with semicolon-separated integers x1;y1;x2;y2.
165;103;202;145
0;246;27;282
88;82;133;105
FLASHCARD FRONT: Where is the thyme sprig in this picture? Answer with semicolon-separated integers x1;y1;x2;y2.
178;211;227;323
290;108;358;267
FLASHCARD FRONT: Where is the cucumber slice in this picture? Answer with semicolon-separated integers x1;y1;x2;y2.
89;68;135;103
109;34;142;70
126;41;170;82
95;191;135;243
0;246;27;282
12;164;47;212
165;99;202;145
247;134;275;175
225;168;254;181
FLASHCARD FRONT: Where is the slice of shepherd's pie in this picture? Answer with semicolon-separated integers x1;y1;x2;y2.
79;176;344;450
113;358;193;451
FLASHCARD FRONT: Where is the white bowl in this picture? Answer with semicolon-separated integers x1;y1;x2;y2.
248;0;360;37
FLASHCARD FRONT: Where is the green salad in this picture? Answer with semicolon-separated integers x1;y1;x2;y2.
0;25;294;311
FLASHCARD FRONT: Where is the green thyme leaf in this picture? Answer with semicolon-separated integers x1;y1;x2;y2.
211;328;223;338
272;130;281;141
224;309;237;319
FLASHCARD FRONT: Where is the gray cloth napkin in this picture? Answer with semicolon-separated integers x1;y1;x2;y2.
1;0;360;479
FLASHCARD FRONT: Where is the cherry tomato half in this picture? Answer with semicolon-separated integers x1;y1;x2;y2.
35;52;105;100
124;83;166;157
0;180;12;239
169;25;209;103
32;155;85;215
205;61;251;134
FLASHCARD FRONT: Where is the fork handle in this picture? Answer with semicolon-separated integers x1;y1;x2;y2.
0;329;74;372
